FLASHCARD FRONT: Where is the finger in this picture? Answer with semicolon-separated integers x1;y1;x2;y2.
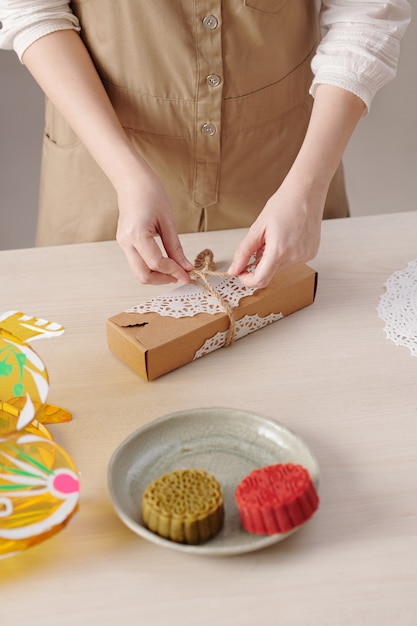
123;245;179;285
158;224;194;274
227;229;264;276
236;242;282;289
137;233;192;283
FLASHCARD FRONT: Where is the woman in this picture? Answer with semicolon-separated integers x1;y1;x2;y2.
0;1;411;287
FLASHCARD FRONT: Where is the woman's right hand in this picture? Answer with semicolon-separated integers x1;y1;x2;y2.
115;166;194;285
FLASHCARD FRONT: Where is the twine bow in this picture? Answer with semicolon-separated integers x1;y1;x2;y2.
189;249;236;347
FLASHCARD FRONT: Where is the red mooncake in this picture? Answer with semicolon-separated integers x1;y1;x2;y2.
235;463;319;535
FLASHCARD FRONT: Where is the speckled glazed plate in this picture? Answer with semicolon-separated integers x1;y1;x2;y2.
108;407;320;556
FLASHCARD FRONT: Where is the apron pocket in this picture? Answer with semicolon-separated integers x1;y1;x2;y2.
44;99;81;149
244;0;290;14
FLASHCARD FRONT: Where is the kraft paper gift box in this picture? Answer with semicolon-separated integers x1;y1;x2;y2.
106;262;317;381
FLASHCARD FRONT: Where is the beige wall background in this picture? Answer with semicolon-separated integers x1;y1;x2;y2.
0;15;416;251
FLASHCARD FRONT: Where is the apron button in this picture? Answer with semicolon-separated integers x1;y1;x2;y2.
202;15;218;30
201;123;217;136
206;74;221;88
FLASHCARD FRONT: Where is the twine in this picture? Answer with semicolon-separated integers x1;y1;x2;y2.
189;249;236;347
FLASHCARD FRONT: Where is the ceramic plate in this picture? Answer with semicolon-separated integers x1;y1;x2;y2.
107;407;320;556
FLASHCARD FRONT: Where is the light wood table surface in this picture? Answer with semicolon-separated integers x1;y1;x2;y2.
1;211;417;625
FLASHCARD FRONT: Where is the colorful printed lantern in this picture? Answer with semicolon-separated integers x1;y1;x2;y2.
0;312;80;558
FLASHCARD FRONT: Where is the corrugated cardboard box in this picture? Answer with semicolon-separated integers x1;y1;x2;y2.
106;263;317;381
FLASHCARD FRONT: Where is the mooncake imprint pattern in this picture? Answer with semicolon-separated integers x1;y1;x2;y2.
142;469;224;545
235;463;319;535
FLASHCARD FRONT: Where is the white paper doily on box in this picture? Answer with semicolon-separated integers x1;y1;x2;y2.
194;312;283;359
126;273;257;318
377;259;417;357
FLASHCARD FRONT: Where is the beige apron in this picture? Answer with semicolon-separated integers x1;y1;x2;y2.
36;0;349;246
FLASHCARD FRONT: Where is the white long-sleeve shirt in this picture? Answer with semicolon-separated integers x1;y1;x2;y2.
0;0;411;112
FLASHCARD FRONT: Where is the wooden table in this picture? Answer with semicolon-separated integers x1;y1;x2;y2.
1;212;417;625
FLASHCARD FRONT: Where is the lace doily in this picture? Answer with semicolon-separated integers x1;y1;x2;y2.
126;273;257;318
193;312;283;360
377;259;417;357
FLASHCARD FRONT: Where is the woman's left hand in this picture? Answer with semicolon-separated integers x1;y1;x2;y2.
227;173;326;288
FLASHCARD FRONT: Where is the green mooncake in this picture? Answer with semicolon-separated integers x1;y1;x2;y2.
141;468;224;545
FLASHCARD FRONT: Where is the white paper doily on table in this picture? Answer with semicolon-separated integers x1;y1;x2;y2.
377;259;417;357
